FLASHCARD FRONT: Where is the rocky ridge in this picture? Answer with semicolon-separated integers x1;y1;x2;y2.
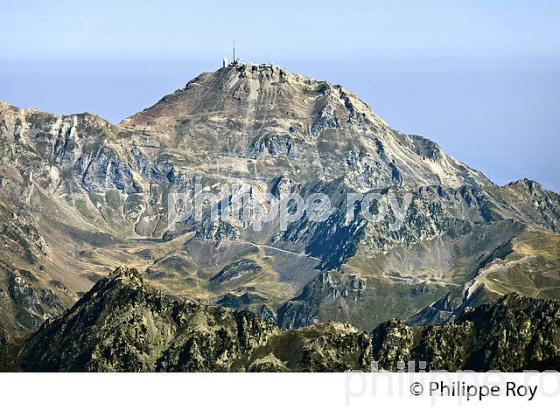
2;267;557;372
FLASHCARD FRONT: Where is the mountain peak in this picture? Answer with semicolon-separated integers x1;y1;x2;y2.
121;62;384;131
507;178;543;192
116;64;488;190
1;62;559;343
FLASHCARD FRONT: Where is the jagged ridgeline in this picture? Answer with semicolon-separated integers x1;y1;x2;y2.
0;267;558;372
0;62;559;346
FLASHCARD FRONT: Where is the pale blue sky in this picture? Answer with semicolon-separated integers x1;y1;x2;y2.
1;0;559;190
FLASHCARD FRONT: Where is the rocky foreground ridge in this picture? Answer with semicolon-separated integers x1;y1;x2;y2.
0;267;557;372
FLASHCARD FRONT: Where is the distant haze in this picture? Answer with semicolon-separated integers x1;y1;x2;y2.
1;0;559;191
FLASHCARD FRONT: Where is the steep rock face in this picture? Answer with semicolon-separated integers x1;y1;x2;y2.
0;103;139;195
278;271;366;328
275;182;496;269
499;179;560;232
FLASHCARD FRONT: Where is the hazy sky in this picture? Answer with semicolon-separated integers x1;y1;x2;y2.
1;0;559;190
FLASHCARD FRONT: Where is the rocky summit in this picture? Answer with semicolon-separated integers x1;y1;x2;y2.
16;267;372;372
0;62;559;353
0;267;556;372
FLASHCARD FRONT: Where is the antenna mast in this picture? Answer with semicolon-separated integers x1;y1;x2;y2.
233;39;236;63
